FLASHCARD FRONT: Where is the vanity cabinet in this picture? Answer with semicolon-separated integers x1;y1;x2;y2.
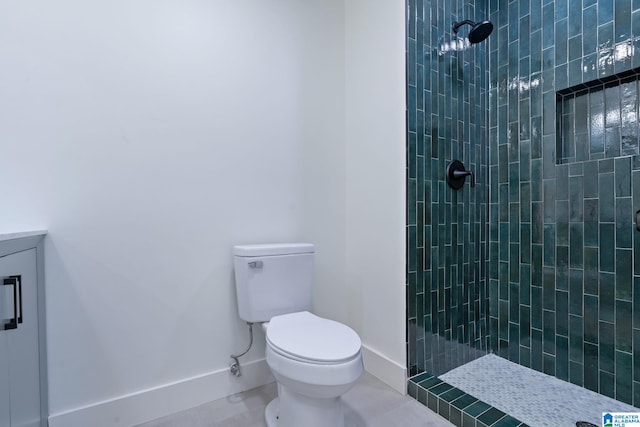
0;232;47;427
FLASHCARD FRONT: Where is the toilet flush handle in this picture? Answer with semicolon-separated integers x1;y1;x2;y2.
248;261;263;268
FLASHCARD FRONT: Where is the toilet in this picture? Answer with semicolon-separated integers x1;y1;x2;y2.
233;243;363;427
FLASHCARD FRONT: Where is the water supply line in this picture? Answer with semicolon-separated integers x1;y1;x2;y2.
229;322;254;377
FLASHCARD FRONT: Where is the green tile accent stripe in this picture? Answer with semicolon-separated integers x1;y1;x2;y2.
408;373;529;427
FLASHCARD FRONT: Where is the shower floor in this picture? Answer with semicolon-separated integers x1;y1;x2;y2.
439;354;638;426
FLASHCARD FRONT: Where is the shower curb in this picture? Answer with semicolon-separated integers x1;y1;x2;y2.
408;372;528;427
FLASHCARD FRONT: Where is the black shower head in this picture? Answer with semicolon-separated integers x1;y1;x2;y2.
452;19;494;44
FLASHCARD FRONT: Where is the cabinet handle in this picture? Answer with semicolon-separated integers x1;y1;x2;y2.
3;275;22;330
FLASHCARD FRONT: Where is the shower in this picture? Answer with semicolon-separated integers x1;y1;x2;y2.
408;0;640;425
451;19;493;44
436;18;493;55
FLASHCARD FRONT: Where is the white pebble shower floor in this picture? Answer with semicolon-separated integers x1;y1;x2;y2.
440;354;638;427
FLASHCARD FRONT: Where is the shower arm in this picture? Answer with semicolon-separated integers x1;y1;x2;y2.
452;20;475;34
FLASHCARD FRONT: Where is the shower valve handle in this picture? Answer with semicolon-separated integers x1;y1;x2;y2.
453;170;475;187
446;160;475;190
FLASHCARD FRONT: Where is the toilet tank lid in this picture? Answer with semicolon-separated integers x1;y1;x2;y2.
233;243;315;257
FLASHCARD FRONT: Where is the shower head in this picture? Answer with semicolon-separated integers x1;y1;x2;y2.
452;19;494;44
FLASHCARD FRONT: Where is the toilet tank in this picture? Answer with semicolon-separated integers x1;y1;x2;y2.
233;243;314;323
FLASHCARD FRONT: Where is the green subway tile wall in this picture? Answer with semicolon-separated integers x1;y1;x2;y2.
487;0;640;406
407;0;640;409
406;0;490;378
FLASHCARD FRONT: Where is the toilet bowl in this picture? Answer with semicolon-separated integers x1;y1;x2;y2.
262;311;363;427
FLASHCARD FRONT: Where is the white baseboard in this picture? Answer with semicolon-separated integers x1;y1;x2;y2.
49;348;405;427
48;358;274;427
361;345;407;394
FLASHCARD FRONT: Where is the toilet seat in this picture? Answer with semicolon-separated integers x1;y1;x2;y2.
266;311;361;364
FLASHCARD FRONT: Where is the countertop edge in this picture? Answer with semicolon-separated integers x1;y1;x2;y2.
0;230;48;243
0;230;48;257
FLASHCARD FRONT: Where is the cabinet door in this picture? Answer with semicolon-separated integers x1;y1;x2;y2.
0;331;9;427
0;249;40;427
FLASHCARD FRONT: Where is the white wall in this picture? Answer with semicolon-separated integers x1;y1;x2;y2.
0;0;347;424
0;0;405;424
344;0;407;391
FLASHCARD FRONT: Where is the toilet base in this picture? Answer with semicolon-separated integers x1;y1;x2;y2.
264;385;345;427
265;398;278;427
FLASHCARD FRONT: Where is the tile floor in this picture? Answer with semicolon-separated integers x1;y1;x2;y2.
440;354;639;427
136;373;454;427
